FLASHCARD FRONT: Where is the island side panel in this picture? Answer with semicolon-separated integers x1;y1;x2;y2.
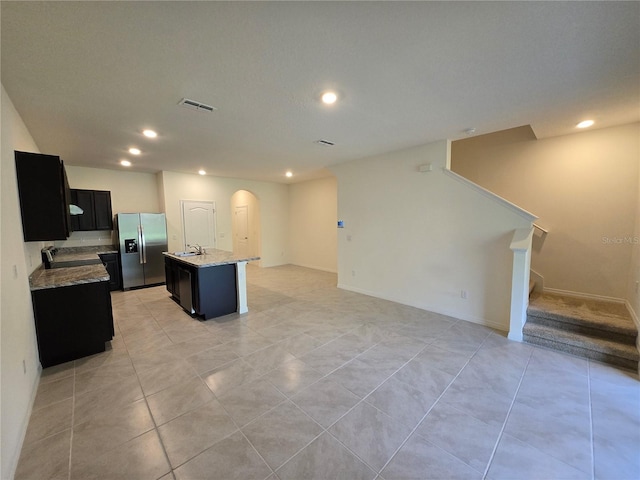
195;263;238;319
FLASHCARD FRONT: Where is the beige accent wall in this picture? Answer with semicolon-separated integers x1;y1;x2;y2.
289;177;338;273
1;85;43;479
330;140;534;330
65;165;161;214
56;165;162;247
451;123;640;300
158;171;289;267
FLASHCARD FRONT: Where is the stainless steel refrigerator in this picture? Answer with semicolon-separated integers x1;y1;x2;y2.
115;213;167;290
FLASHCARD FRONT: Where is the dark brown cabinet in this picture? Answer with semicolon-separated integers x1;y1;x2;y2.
70;189;113;231
15;151;71;241
165;257;180;299
31;280;114;368
99;253;122;291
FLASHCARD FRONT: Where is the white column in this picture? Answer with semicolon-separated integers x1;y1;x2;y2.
508;227;534;342
236;261;248;314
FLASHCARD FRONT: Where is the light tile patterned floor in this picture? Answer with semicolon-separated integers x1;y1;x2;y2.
15;265;640;480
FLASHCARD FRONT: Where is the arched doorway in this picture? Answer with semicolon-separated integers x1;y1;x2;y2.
231;190;261;265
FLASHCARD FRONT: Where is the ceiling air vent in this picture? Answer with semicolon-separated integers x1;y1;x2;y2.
178;98;217;113
315;139;335;146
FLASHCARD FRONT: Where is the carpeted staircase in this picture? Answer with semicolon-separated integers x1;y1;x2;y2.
523;292;639;371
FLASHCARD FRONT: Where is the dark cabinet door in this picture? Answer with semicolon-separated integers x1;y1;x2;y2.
99;253;122;291
165;257;178;297
93;191;113;230
74;189;96;230
15;151;70;241
69;189;113;231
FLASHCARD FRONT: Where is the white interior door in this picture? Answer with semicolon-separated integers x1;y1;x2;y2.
182;200;216;251
234;205;249;257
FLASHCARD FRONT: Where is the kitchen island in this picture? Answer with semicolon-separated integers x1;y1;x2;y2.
163;249;259;320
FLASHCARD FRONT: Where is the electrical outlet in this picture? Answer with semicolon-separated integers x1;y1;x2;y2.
352;270;356;277
23;359;26;374
13;265;18;279
461;290;467;299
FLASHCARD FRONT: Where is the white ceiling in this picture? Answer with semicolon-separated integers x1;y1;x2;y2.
2;1;639;183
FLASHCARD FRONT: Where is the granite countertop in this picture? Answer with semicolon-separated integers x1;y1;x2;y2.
49;245;118;268
163;248;260;268
30;264;110;291
32;245;117;290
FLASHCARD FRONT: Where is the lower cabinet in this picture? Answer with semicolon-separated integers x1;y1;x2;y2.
31;281;114;368
165;257;180;298
99;253;122;291
165;256;237;319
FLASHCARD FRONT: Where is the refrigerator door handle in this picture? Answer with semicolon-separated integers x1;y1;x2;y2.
141;224;147;264
138;225;144;265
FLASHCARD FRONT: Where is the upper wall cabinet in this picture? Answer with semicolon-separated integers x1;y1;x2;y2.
15;151;71;241
70;189;113;231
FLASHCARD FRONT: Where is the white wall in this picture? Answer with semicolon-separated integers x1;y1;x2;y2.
158;171;289;267
628;160;640;323
289;177;337;273
1;85;43;480
451;123;640;300
231;190;261;261
330;140;533;330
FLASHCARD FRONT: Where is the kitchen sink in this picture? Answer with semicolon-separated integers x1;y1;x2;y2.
173;251;200;257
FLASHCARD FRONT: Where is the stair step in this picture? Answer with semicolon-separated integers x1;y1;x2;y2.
527;314;636;345
523;323;639;370
527;293;637;338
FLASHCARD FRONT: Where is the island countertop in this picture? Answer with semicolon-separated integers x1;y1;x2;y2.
163;249;260;268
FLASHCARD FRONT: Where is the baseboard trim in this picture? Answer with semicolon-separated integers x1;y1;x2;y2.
290;262;337;274
543;287;626;304
337;283;507;332
8;363;42;480
625;300;640;330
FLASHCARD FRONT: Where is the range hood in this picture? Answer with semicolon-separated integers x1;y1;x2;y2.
69;204;83;215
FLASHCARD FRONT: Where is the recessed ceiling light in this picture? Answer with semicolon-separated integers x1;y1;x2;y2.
285;171;293;178
321;91;338;105
198;169;206;175
464;128;476;135
120;160;131;167
143;129;157;138
576;120;594;129
129;147;141;155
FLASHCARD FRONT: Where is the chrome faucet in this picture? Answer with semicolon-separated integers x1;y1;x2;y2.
187;244;204;255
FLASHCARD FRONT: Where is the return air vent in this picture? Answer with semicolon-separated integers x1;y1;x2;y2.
178;98;217;113
315;139;335;146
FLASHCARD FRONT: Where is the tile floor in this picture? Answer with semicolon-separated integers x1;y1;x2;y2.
15;265;640;480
